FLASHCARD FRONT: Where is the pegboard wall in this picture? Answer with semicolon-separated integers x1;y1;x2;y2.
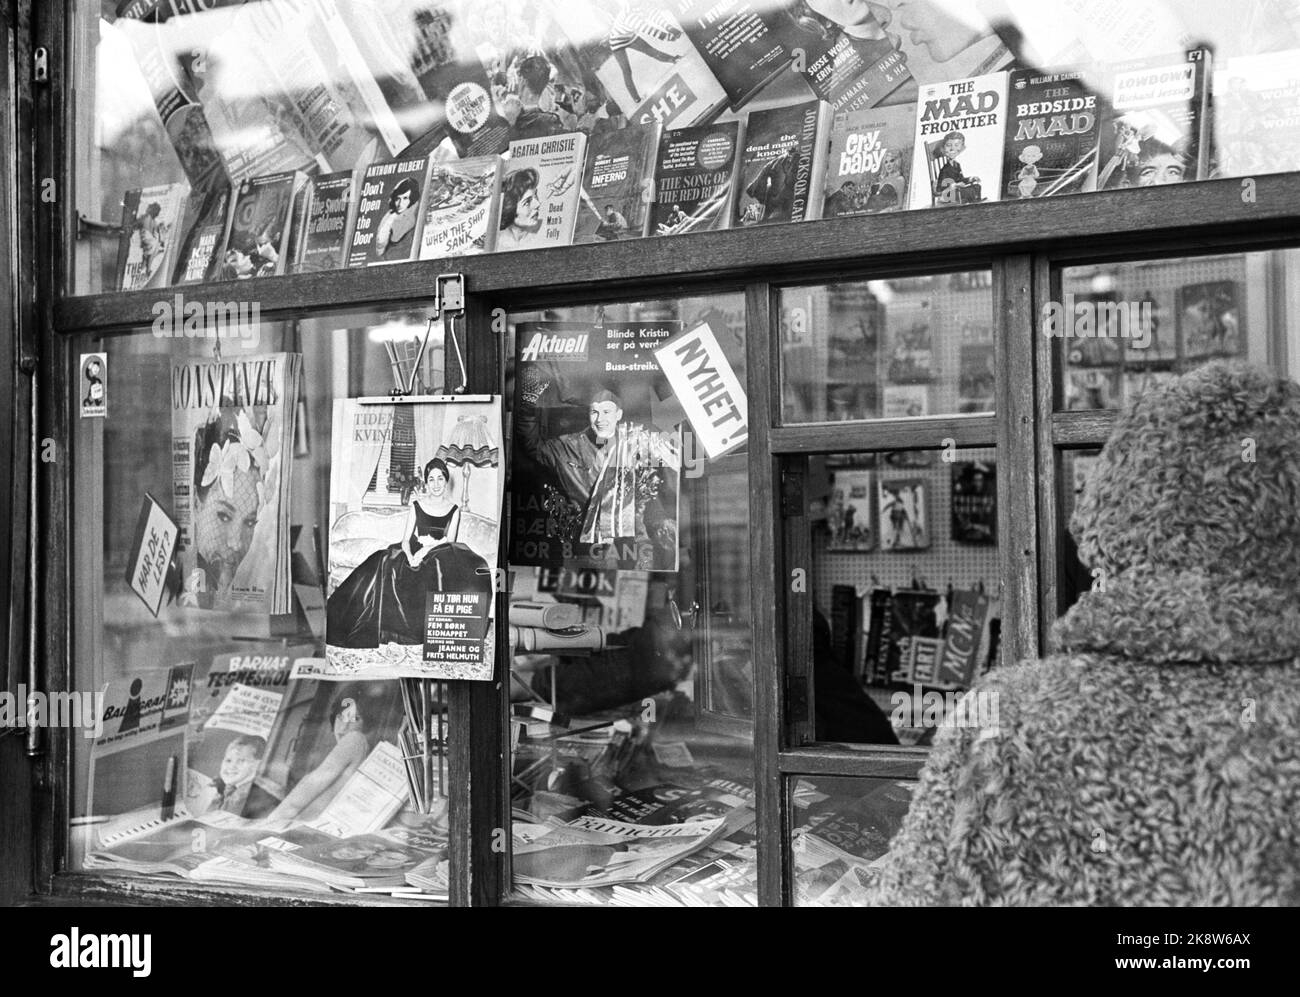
813;446;1000;619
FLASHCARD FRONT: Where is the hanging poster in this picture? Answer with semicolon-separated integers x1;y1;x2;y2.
511;320;683;572
324;396;504;680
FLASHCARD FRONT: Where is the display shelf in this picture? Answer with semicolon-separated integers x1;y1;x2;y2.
54;174;1300;335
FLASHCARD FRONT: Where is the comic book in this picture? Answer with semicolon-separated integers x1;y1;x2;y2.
170;352;302;614
1003;68;1101;198
908;71;1010;209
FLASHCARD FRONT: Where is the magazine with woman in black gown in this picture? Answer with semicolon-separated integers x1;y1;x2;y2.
327;458;491;650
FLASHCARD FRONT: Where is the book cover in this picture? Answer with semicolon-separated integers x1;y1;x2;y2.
958;342;996;412
497;133;588;253
348;155;430;267
863;587;893;685
951;460;996;544
511;321;682;572
794;5;912;112
877;477;928;551
827;469;872;552
549;1;729;132
885;589;940;681
1176;280;1244;361
116;183;189;292
669;0;806;110
650;121;742;235
823;103;914;217
1064;368;1120;411
1213;50;1300;178
735;99;832;227
909;71;1009;208
418;156;503;260
934;589;992;689
221;171;308;279
173;182;233;286
1004;68;1101;198
295;170;356;274
575;123;661;244
1096;49;1212;190
171;352;301;613
884;299;934;384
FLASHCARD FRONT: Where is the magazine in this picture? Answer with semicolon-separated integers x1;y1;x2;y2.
827;469;873;552
267;825;446;889
324;396;503;679
877;478;929;551
510;321;682;572
513;814;726;889
1177;280;1244;361
418;156;503;259
951;461;996;544
170;352;302;613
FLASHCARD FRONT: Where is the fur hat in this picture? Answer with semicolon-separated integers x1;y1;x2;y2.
1072;360;1300;589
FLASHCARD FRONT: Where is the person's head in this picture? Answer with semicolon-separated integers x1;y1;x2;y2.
605;205;617;218
1071;362;1300;594
193;416;263;580
390;177;419;214
891;0;987;62
1137;145;1188;186
583;90;603;114
1020;144;1043;165
365;849;411;869
219;735;266;788
500;168;542;233
941;131;966;159
517;55;552;104
793;0;887;37
327;683;388;743
145;202;162;219
880;150;901;176
588;389;623;440
424;457;450;496
224;243;256;278
84;358;102;381
671;203;683;215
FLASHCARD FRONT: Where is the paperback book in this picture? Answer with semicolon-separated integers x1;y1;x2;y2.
294;170;357;274
497;134;588;253
735;99;832;227
418;155;504;259
650;121;742;235
822;104;914;217
795;6;912;112
1213;50;1300;177
222;171;309;279
909;71;1009;208
575;123;661;243
1003;68;1101;198
116;183;189;292
173;182;233;286
349;155;430;267
670;0;807;110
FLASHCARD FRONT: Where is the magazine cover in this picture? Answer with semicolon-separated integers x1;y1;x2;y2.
669;0;808;110
222;171;308;279
324;397;503;680
116;183;189;292
418;156;503;260
1096;49;1212;190
908;71;1009;208
87;665;194;819
511;321;682;572
827;469;872;552
793;3;911;112
349;156;430;267
650;121;742;235
497;133;588;252
183;651;298;821
822;104;914;217
934;588;993;688
575;123;660;243
1065;368;1120;410
1213;50;1300;178
1003;68;1101;198
877;477;929;551
881;384;928;418
295;171;356;274
736;99;831;227
170;352;302;614
549;1;729;131
951;460;996;544
1177;281;1244;361
173;182;233;286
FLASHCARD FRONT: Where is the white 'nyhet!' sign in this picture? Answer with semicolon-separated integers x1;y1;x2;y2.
655;322;748;459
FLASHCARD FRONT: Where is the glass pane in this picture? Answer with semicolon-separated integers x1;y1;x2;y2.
806;447;1000;746
791;775;916;907
781;272;995;423
1056;448;1104;618
1055;249;1300;411
505;293;758;907
70;308;456;898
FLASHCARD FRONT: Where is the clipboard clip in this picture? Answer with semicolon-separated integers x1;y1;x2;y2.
390;272;467;399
